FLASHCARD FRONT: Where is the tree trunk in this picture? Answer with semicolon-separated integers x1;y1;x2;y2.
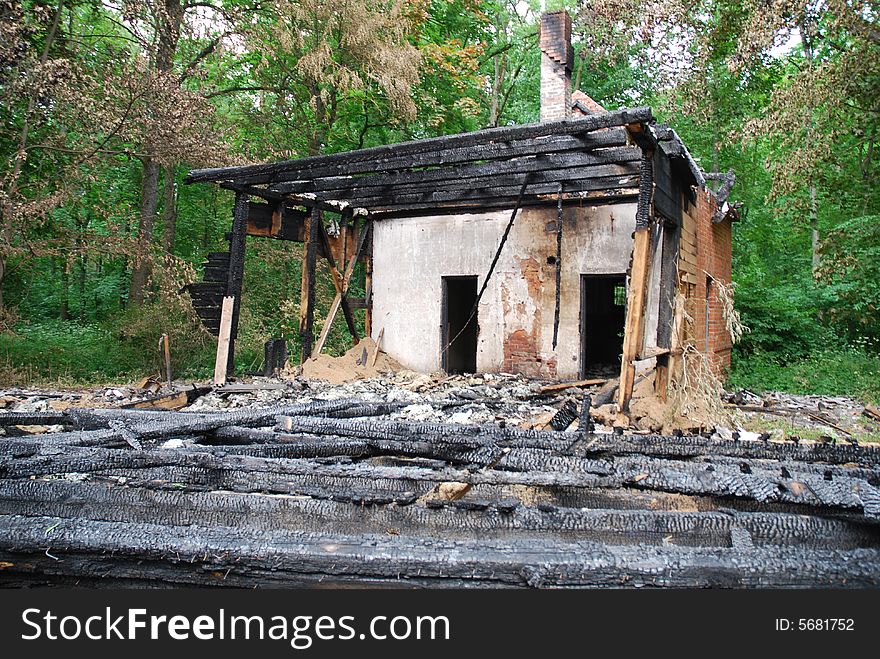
59;259;69;321
129;158;161;306
800;21;820;273
129;0;184;304
0;1;63;314
78;252;87;322
161;165;177;255
489;53;506;128
810;183;819;272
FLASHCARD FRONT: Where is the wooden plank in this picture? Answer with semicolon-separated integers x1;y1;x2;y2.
370;327;384;368
213;296;234;386
124;387;211;411
618;228;653;412
364;234;373;338
274;153;640;195
313;222;372;356
316;222;359;341
680;250;698;267
655;354;670;403
185;108;653;185
161;334;172;388
539;378;607;394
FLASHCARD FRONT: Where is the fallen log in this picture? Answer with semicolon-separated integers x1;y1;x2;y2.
2;514;878;588
2;479;876;550
0;411;68;427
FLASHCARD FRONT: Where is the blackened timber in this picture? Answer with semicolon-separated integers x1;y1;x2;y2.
2;514;879;588
225;192;248;376
185;108;653;185
552;186;563;349
0;411;68;427
316;221;359;340
618;149;655;411
299;208;319;361
3;480;877;551
264;131;630;185
270;148;640;195
274;166;639;205
368;191;640;219
5;442;878;517
338;177;639;210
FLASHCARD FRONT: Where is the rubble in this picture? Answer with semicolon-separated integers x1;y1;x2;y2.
0;373;878;588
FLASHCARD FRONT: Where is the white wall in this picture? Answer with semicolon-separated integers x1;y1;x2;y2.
371;202;642;378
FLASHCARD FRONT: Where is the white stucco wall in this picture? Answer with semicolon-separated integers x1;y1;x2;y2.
371;202;646;378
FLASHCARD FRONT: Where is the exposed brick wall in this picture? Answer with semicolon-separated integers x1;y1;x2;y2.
690;188;733;374
539;11;573;122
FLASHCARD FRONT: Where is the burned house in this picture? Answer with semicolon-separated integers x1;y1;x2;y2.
5;14;880;590
184;10;738;410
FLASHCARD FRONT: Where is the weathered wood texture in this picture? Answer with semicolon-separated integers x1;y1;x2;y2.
2;399;878;588
184;110;656;217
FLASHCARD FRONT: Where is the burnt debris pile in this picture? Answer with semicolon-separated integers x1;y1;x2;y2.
1;397;879;588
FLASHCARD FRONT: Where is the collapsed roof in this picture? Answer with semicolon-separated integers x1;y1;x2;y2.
185;107;710;219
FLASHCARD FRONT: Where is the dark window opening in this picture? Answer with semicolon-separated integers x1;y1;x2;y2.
580;274;627;379
441;276;478;374
546;255;557;265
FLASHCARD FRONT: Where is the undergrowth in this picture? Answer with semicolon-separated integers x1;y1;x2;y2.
728;341;880;404
0;301;262;387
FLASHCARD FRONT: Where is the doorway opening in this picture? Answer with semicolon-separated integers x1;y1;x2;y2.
580;274;626;378
441;276;478;374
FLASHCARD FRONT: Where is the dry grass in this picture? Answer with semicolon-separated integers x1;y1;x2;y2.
668;344;732;428
710;275;748;345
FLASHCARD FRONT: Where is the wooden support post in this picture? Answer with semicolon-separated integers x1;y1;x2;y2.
364;220;373;338
213;296;234;386
316;221;359;341
160;334;172;388
655;219;681;402
313;221;372;356
225;192;249;377
617;150;654;413
299;208;319;362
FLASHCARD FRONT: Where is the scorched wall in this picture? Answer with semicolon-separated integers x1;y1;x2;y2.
371;202;647;378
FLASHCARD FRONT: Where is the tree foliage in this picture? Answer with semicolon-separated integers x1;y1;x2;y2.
0;0;877;391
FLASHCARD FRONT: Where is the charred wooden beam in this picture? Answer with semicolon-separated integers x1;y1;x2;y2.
224;192;249;377
368;191;640;219
270;149;640;196
260;131;631;186
299;208;319;361
3;479;877;551
2;514;878;588
185;109;653;186
335;178;639;210
273;168;639;210
618;150;655;412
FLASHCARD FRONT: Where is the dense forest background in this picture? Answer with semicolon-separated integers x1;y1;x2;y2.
1;0;877;399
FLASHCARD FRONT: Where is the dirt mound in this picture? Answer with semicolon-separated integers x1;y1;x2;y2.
295;338;402;384
627;372;727;433
590;372;726;433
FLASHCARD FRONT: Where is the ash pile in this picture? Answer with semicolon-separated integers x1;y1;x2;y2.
1;373;879;588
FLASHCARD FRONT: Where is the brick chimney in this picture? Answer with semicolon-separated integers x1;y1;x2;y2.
539;10;574;122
